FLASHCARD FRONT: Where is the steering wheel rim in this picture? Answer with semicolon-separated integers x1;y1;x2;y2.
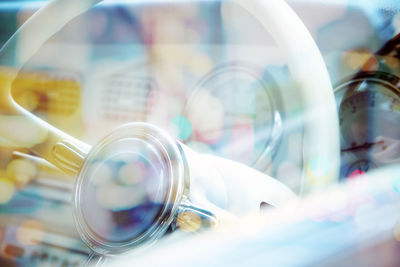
0;0;340;191
0;0;340;256
0;0;339;246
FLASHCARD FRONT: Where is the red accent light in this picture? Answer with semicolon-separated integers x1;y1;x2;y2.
349;169;365;179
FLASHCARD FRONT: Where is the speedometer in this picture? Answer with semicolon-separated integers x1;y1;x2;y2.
335;71;400;178
181;63;283;171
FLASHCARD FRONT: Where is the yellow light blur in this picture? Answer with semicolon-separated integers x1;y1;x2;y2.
305;157;334;187
16;220;45;245
177;211;202;232
12;90;39;112
12;71;81;116
341;49;378;71
6;159;37;187
385;56;400;70
0;178;15;204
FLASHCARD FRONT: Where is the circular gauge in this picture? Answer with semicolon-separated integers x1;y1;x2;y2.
181;63;283;171
335;71;400;177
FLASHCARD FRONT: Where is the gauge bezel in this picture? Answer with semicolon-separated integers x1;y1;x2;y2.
334;71;400;100
334;71;400;134
334;71;400;178
182;62;284;171
73;122;189;255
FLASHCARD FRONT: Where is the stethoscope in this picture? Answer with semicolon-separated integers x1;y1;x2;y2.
0;0;340;256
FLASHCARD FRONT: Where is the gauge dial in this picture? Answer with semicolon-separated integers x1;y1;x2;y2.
335;71;400;177
182;63;283;171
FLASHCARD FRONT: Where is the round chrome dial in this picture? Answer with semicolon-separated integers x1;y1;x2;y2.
335;71;400;178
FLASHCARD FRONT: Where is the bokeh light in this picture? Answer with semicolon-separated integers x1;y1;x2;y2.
95;182;148;212
326;189;348;221
187;90;224;144
353;199;377;230
392;175;400;194
88;162;113;186
385;56;400;70
306;157;333;186
394;220;400;242
177;211;202;232
6;159;37;187
171;115;192;141
13;90;40;112
0;178;15;204
341;49;378;71
16;220;45;245
118;161;145;185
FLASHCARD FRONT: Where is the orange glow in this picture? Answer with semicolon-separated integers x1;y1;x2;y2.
16;220;45;245
177;211;202;232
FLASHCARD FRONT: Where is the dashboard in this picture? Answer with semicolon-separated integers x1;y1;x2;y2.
0;0;399;266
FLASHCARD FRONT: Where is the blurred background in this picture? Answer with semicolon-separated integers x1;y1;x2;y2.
0;0;400;266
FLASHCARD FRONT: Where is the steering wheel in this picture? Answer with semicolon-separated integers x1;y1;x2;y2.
0;0;339;256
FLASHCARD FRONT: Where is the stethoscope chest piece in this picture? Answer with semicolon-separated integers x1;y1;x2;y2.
72;123;187;255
